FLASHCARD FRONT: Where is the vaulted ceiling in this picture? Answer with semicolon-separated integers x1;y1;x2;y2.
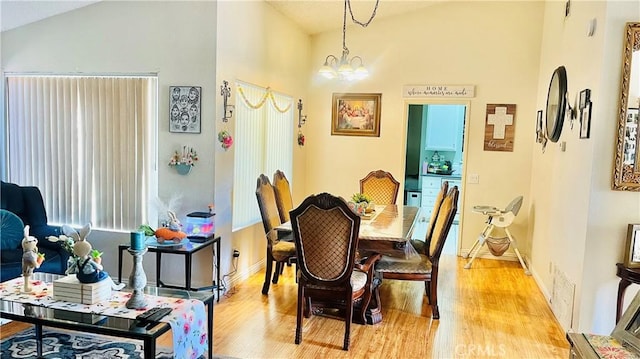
1;0;440;34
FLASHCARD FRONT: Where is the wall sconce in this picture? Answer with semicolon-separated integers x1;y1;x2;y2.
220;80;234;122
297;99;307;128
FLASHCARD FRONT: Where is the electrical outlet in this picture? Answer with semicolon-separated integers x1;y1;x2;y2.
233;249;240;258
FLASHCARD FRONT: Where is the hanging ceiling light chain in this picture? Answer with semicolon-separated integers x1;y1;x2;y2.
342;0;348;54
347;0;379;28
319;0;378;81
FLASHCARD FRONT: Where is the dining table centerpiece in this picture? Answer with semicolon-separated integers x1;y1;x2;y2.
349;193;373;215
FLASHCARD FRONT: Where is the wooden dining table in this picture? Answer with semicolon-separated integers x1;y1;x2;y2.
275;204;423;324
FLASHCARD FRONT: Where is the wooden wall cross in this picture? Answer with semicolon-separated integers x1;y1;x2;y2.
484;104;516;152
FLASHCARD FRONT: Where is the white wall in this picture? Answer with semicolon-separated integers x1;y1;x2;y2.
214;1;310;285
1;1;218;287
530;0;640;334
305;1;543;264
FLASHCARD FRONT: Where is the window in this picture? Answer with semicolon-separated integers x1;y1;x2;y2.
232;81;293;231
4;75;158;230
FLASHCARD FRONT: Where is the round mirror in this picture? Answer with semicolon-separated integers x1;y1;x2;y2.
545;66;568;143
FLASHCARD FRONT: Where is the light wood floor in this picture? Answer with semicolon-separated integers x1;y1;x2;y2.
1;256;569;358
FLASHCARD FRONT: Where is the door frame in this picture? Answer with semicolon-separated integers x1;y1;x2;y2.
402;99;471;256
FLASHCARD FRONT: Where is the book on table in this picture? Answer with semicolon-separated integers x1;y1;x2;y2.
53;275;112;304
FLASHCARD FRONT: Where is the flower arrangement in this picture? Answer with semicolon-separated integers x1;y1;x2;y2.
218;130;233;150
298;131;305;146
351;193;372;204
169;146;198;167
53;235;76;256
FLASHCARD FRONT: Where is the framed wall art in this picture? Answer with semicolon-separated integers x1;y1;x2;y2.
536;110;544;143
579;101;592;139
170;86;202;133
331;93;381;137
623;224;640;268
484;104;516;152
579;89;591;110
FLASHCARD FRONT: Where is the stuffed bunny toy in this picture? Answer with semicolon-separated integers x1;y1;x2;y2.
50;223;124;290
22;225;42;293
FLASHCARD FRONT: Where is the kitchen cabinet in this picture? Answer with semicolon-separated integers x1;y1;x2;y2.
424;105;465;154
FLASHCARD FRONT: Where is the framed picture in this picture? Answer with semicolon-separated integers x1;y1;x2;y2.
170;86;201;133
331;93;381;137
536;110;544;143
579;101;592;139
623;224;640;268
579;89;591;110
612;289;640;353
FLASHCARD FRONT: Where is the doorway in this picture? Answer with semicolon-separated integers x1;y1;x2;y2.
404;101;468;256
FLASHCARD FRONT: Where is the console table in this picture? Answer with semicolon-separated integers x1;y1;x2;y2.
118;235;221;302
616;262;640;323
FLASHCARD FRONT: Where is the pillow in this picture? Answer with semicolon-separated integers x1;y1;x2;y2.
0;209;25;249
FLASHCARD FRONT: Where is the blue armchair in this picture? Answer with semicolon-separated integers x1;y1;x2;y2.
0;181;68;282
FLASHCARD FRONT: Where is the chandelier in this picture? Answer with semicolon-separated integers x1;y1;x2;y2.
318;0;379;81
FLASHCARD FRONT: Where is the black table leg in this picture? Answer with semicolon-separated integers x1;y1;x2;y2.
118;246;124;283
156;251;162;286
216;238;221;302
207;300;213;359
35;323;43;358
144;337;155;359
186;252;192;290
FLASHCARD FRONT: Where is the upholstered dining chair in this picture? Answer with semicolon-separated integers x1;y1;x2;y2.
410;180;448;255
290;192;380;351
255;174;296;295
359;170;400;204
375;186;459;319
272;170;294;223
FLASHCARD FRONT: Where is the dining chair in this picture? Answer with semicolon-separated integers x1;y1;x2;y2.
290;192;380;350
410;180;448;255
375;185;459;319
272;170;293;223
255;174;296;295
359;170;400;204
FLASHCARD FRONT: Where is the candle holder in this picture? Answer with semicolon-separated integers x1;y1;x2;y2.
125;247;148;309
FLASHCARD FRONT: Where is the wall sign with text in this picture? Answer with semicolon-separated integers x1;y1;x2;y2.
402;85;475;98
484;104;516;152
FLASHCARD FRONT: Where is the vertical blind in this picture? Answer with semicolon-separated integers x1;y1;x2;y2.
5;75;157;230
232;81;293;231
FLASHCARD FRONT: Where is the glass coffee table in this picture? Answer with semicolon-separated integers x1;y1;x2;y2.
0;272;214;359
118;235;221;301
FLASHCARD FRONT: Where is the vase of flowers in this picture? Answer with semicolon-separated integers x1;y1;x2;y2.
349;193;372;216
169;146;198;175
218;130;233;150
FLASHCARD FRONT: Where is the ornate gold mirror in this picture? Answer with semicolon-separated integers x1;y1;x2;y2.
613;22;640;191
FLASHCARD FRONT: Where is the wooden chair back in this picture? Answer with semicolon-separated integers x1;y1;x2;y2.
255;174;281;240
359;170;400;204
422;180;449;253
428;186;459;260
272;170;294;223
290;192;363;350
291;192;360;286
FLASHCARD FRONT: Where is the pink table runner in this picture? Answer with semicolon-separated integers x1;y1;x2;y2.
0;276;208;359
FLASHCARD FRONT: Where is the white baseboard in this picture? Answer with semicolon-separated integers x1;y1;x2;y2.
222;259;265;291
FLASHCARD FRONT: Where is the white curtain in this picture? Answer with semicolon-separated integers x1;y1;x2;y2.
232;81;293;231
5;75;156;230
